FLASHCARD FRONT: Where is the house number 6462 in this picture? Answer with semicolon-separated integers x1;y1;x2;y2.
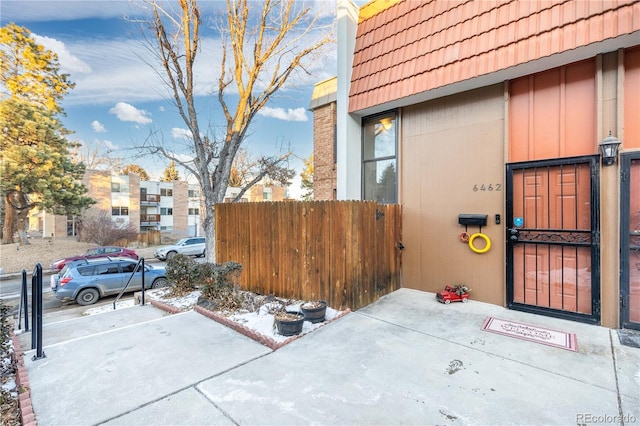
473;183;502;192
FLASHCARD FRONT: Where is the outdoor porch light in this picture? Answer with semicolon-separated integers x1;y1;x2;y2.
599;132;621;166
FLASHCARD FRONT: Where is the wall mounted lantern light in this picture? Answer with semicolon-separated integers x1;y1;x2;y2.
599;132;621;166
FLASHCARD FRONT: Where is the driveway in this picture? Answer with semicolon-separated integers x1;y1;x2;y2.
18;288;639;425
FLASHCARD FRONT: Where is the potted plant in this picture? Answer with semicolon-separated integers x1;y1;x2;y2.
273;311;305;336
301;300;327;323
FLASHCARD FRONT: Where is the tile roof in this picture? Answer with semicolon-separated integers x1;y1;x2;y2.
349;0;640;113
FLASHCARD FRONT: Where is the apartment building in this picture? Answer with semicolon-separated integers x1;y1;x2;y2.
30;170;287;240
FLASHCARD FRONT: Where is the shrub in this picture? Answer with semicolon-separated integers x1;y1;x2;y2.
77;209;138;246
201;261;243;309
165;254;198;293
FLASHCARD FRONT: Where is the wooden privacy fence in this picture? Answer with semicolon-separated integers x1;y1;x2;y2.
115;230;161;248
215;201;402;310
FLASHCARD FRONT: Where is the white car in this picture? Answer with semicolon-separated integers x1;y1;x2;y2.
154;237;206;261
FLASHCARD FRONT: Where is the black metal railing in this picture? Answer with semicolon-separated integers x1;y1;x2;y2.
113;258;145;309
18;264;45;360
18;270;29;331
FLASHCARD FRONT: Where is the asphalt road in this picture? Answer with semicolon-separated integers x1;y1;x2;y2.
0;273;138;320
0;256;206;319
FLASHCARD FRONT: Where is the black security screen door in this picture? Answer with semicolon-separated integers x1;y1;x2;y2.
506;156;600;324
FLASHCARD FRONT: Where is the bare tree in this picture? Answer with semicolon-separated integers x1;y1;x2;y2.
140;0;332;262
228;148;294;200
70;139;123;171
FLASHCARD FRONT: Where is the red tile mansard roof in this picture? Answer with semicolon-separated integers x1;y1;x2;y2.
349;0;640;113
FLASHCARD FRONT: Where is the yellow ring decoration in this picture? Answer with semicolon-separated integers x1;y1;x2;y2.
468;233;491;254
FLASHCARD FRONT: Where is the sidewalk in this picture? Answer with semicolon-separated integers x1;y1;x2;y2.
16;288;640;425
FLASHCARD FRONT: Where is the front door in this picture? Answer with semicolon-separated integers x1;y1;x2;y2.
621;152;640;330
506;156;600;324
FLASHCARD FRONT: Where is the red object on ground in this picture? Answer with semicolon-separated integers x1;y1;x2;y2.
436;286;469;304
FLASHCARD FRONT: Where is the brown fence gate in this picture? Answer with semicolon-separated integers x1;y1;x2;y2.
215;201;402;310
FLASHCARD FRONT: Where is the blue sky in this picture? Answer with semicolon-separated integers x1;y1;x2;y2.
0;0;338;198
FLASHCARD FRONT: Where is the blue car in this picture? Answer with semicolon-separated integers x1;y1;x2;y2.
51;257;169;305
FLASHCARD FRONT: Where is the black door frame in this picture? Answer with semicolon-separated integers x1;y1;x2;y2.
505;155;601;325
620;151;640;330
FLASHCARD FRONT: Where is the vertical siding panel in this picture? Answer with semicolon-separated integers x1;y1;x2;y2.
564;60;597;156
509;59;596;162
509;77;531;162
533;69;562;159
625;47;640;149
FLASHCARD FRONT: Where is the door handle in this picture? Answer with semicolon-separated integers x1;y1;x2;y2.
508;228;519;243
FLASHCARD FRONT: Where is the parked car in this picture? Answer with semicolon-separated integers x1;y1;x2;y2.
154;237;205;261
49;246;139;270
50;257;168;306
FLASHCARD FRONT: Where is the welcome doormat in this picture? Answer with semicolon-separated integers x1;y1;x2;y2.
482;317;578;352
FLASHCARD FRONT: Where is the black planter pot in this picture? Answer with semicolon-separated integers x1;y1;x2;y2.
301;300;327;323
274;312;305;336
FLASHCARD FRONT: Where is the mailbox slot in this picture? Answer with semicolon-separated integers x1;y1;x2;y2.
458;214;488;227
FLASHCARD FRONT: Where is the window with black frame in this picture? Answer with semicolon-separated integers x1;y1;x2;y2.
362;113;397;203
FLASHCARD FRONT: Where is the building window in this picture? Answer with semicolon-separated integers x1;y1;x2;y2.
160;207;173;216
111;182;120;192
362;112;397;204
160;226;173;231
188;189;199;198
188;208;199;215
263;191;272;200
160;188;173;197
111;207;129;216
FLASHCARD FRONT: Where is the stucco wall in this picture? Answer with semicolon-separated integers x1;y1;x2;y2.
400;84;505;306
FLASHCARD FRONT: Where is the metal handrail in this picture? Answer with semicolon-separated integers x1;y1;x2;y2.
113;258;145;309
17;269;29;331
31;263;45;360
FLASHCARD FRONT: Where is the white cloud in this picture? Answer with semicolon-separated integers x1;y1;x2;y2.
257;107;308;122
91;120;107;133
1;1;142;22
32;34;92;74
104;140;118;150
109;102;152;124
171;128;193;140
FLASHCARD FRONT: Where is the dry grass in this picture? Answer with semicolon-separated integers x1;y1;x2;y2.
0;238;158;275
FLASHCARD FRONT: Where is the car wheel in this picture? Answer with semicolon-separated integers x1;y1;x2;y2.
444;299;451;305
76;288;100;305
462;298;468;303
152;278;169;289
166;251;177;260
200;249;206;258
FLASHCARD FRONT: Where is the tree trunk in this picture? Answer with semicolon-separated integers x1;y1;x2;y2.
16;208;30;245
2;196;16;244
202;206;216;264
